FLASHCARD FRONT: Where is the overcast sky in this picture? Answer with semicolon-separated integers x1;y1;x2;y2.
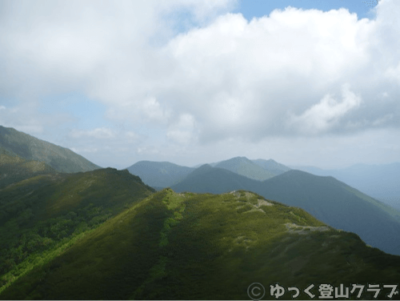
1;0;399;169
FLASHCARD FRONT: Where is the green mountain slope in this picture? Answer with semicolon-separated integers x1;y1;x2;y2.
170;166;400;256
0;168;154;292
1;189;399;300
0;125;100;173
215;156;275;180
0;148;57;189
127;160;194;188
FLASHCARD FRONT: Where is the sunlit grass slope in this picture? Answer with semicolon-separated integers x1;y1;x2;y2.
0;148;56;189
0;168;154;293
2;189;400;300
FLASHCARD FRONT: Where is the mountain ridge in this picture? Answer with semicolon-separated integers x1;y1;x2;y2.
0;125;100;173
126;156;292;188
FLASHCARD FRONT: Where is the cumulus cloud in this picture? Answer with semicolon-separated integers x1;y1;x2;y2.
1;0;400;166
152;2;400;142
290;84;362;135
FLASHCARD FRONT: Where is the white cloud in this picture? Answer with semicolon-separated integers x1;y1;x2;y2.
167;113;197;144
0;102;66;135
125;131;140;140
290;85;362;135
140;97;171;124
69;128;115;139
1;0;400;167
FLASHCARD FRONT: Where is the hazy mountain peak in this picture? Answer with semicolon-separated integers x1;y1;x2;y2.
127;160;194;188
196;163;213;169
215;156;275;181
251;158;291;176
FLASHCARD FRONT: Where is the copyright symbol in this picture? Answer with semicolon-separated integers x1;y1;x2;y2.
247;282;265;301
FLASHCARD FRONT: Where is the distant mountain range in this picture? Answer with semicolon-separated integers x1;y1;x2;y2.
127;157;290;188
0;125;100;173
295;163;400;210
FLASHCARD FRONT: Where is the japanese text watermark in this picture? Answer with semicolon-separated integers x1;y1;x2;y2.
247;283;399;300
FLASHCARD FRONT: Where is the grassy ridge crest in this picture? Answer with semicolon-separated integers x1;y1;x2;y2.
2;189;400;299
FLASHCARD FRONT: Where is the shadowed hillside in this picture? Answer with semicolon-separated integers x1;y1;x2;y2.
0;168;154;292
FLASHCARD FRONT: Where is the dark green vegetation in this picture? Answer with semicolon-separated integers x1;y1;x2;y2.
0;168;154;294
297;163;400;210
172;166;400;256
1;189;400;300
127;160;194;188
0;126;100;173
0;148;56;189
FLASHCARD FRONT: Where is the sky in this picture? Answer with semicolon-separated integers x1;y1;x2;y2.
1;0;399;169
